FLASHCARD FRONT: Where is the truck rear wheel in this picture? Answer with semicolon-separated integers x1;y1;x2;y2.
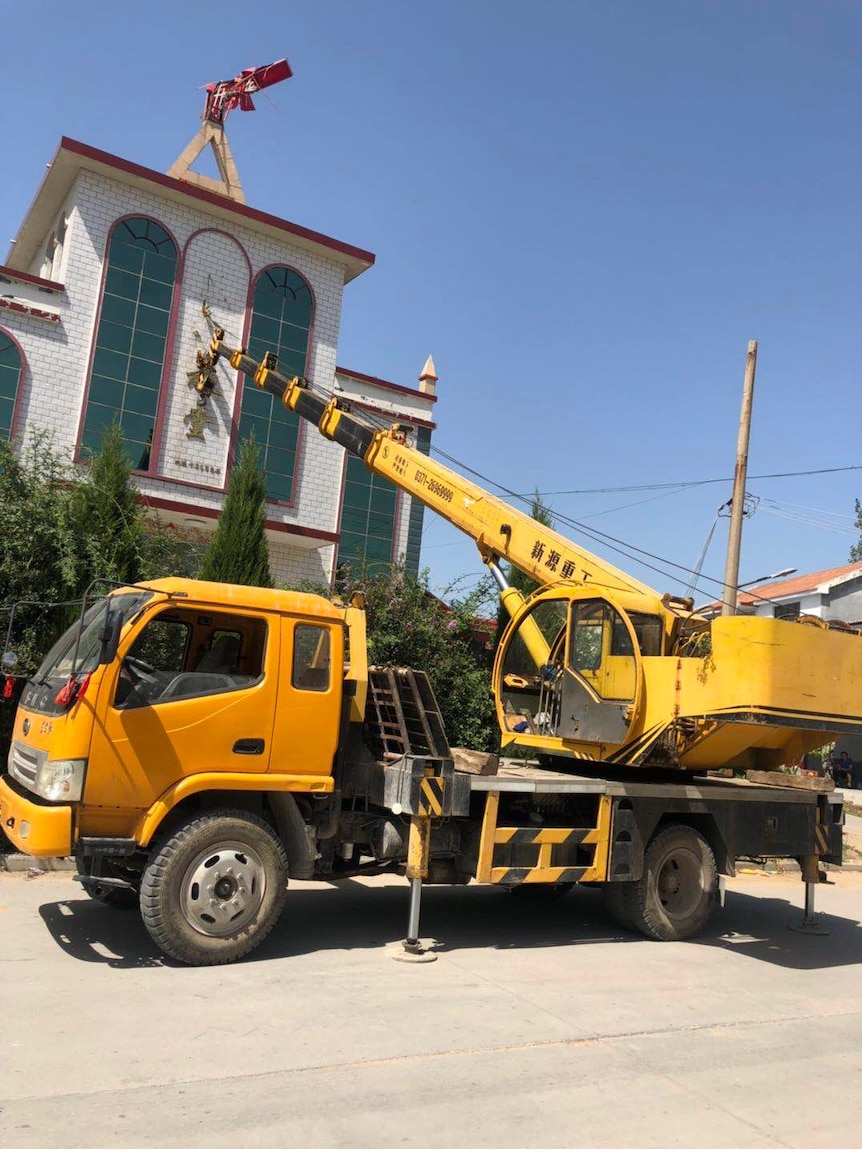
140;810;288;965
627;824;717;941
602;881;636;931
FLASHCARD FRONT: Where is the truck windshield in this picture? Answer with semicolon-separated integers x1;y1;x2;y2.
33;591;153;683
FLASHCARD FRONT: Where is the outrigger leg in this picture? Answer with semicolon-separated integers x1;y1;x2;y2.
789;854;829;936
393;813;437;963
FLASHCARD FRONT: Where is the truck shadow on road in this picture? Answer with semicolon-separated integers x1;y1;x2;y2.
35;879;862;971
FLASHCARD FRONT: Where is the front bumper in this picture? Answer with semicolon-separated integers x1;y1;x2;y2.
0;775;72;857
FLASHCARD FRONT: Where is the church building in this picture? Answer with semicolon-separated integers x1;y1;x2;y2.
0;68;437;586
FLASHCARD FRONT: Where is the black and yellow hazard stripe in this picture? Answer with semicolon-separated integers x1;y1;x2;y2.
815;824;829;854
476;792;614;885
418;775;445;817
494;827;591;847
497;866;587;886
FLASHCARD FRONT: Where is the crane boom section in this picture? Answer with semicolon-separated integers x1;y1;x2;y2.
362;436;656;599
211;335;658;600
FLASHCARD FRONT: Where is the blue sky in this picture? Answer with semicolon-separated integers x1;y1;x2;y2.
3;1;862;602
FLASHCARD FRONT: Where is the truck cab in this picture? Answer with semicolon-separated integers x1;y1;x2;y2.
1;579;357;961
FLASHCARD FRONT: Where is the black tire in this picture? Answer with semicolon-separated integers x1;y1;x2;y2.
602;881;636;931
627;824;717;941
140;810;288;965
81;879;140;910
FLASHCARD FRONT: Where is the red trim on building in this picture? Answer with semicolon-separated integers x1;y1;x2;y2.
390;489;403;565
182;226;253;278
150;227;253;480
333;448;351;582
0;298;60;324
0;265;65;294
144;472;227;496
228;261;317;510
147;220;189;476
348;397;436;431
60;138;376;269
143;494;338;542
336;365;438;404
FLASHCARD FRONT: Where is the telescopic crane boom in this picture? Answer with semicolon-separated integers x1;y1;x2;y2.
207;332;862;773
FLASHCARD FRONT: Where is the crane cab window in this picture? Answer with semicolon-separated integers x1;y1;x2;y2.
628;612;663;657
499;598;567;733
115;610;267;708
292;624;332;692
569;600;636;701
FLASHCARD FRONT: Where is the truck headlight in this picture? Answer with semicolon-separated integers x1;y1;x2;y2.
35;758;86;803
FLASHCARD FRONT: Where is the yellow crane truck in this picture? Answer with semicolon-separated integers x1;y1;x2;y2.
1;331;857;964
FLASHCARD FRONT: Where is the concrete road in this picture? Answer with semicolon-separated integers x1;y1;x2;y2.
1;871;861;1149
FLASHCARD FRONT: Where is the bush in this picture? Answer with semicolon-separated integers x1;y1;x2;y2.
335;564;498;753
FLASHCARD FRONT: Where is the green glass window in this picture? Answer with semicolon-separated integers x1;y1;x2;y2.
336;457;399;574
237;267;312;501
0;332;22;441
80;217;178;470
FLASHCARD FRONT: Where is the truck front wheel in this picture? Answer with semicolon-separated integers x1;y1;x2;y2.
626;824;717;941
140;810;288;965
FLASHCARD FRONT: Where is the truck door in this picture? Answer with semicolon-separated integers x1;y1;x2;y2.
267;617;342;778
559;598;642;746
86;606;278;811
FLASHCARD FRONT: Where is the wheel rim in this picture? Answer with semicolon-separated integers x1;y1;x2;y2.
179;840;267;937
655;846;704;921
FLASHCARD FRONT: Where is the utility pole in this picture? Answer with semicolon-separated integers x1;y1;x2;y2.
722;340;758;616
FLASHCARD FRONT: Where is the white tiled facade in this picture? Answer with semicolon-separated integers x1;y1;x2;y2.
0;140;436;587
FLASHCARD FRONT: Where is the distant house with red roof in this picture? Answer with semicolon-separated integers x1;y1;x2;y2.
705;562;862;623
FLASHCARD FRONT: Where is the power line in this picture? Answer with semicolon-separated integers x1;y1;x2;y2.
759;497;856;522
293;371;847;605
757;504;857;537
429;444;733;594
529;463;862;498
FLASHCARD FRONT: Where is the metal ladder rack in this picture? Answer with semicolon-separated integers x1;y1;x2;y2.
365;666;450;760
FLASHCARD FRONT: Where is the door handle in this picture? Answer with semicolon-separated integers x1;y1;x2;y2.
232;738;265;755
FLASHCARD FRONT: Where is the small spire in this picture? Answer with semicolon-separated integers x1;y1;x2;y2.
418;354;437;396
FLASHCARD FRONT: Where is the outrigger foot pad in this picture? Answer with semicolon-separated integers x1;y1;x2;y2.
391;939;438;963
788;918;830;936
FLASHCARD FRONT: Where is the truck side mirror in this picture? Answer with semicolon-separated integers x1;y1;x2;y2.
1;651;18;671
98;610;122;665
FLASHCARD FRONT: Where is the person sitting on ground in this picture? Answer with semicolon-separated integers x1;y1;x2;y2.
833;750;854;788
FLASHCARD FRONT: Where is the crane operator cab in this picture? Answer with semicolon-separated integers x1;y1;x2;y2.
495;588;665;762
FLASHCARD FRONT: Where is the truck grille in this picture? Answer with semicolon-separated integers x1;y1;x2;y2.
8;740;46;792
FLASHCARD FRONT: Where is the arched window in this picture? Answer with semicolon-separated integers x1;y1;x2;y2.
336;424;430;577
336;458;398;574
80;217;178;470
0;331;23;441
237;266;313;501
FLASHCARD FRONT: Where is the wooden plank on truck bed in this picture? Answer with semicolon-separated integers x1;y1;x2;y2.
451;747;499;775
745;770;834;793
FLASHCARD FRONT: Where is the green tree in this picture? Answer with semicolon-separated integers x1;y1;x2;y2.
335;564;498;752
851;500;862;562
0;434;78;850
59;421;146;597
0;434;74;670
198;435;272;587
